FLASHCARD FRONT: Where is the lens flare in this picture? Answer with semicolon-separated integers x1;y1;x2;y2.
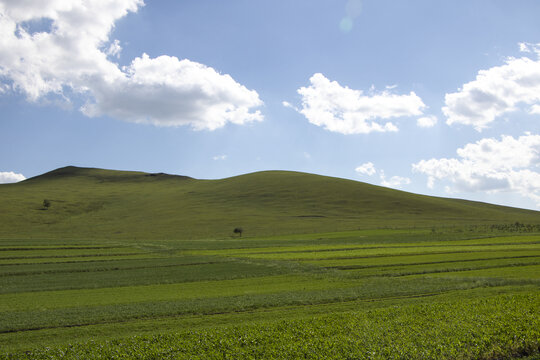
340;0;362;33
339;17;353;33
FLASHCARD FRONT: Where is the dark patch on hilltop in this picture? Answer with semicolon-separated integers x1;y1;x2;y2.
24;166;192;184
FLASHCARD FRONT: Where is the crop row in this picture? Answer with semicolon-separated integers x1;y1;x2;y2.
0;253;156;265
5;292;538;360
0;247;145;259
0;255;223;276
0;259;288;294
186;235;540;256
0;276;529;335
425;264;540;279
344;259;540;278
304;249;539;267
209;245;540;261
0;275;357;312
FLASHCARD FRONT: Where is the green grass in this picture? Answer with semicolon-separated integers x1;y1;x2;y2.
0;253;156;265
427;264;540;279
193;244;540;261
0;275;358;312
0;285;523;353
0;277;525;335
0;248;144;260
1;235;537;353
4;292;538;360
304;249;540;267
1;166;540;241
345;258;540;278
0;259;288;293
1;237;539;357
1;167;540;358
0;256;220;276
184;235;540;255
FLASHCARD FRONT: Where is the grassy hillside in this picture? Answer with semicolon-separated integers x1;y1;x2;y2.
0;166;539;241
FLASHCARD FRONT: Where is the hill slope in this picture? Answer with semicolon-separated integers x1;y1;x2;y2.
0;166;539;240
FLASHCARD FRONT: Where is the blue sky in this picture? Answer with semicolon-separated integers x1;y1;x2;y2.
2;0;540;210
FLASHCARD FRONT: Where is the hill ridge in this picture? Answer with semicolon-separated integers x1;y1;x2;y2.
1;165;538;240
26;165;192;183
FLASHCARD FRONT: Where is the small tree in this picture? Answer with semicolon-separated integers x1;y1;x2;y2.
43;199;51;210
233;227;243;237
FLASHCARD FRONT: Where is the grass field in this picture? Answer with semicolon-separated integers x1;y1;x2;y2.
0;167;539;358
1;229;539;359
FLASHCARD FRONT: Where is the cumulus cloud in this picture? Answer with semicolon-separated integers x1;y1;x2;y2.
518;42;540;55
282;101;298;111
413;133;540;204
417;115;438;128
0;0;263;130
443;43;540;131
81;54;263;129
355;162;376;176
379;171;411;189
519;43;530;53
355;162;410;189
0;171;26;183
529;104;540;115
293;73;425;134
106;39;122;58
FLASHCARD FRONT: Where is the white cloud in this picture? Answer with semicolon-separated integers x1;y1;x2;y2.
294;73;425;134
529;104;540;115
355;162;376;176
212;154;227;161
0;0;263;130
443;44;540;131
356;162;410;189
417;115;438;128
413;133;540;205
519;42;531;53
0;171;26;183
106;39;122;58
282;100;299;111
518;42;540;56
81;54;263;130
379;171;411;189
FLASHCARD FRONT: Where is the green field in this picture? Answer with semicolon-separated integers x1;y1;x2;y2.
0;167;539;359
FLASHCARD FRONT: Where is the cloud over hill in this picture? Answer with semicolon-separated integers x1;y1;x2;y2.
0;0;263;130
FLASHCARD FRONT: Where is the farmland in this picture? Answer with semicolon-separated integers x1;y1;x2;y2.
1;230;539;359
0;167;539;358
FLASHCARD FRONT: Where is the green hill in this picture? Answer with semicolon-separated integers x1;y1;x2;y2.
0;166;538;240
